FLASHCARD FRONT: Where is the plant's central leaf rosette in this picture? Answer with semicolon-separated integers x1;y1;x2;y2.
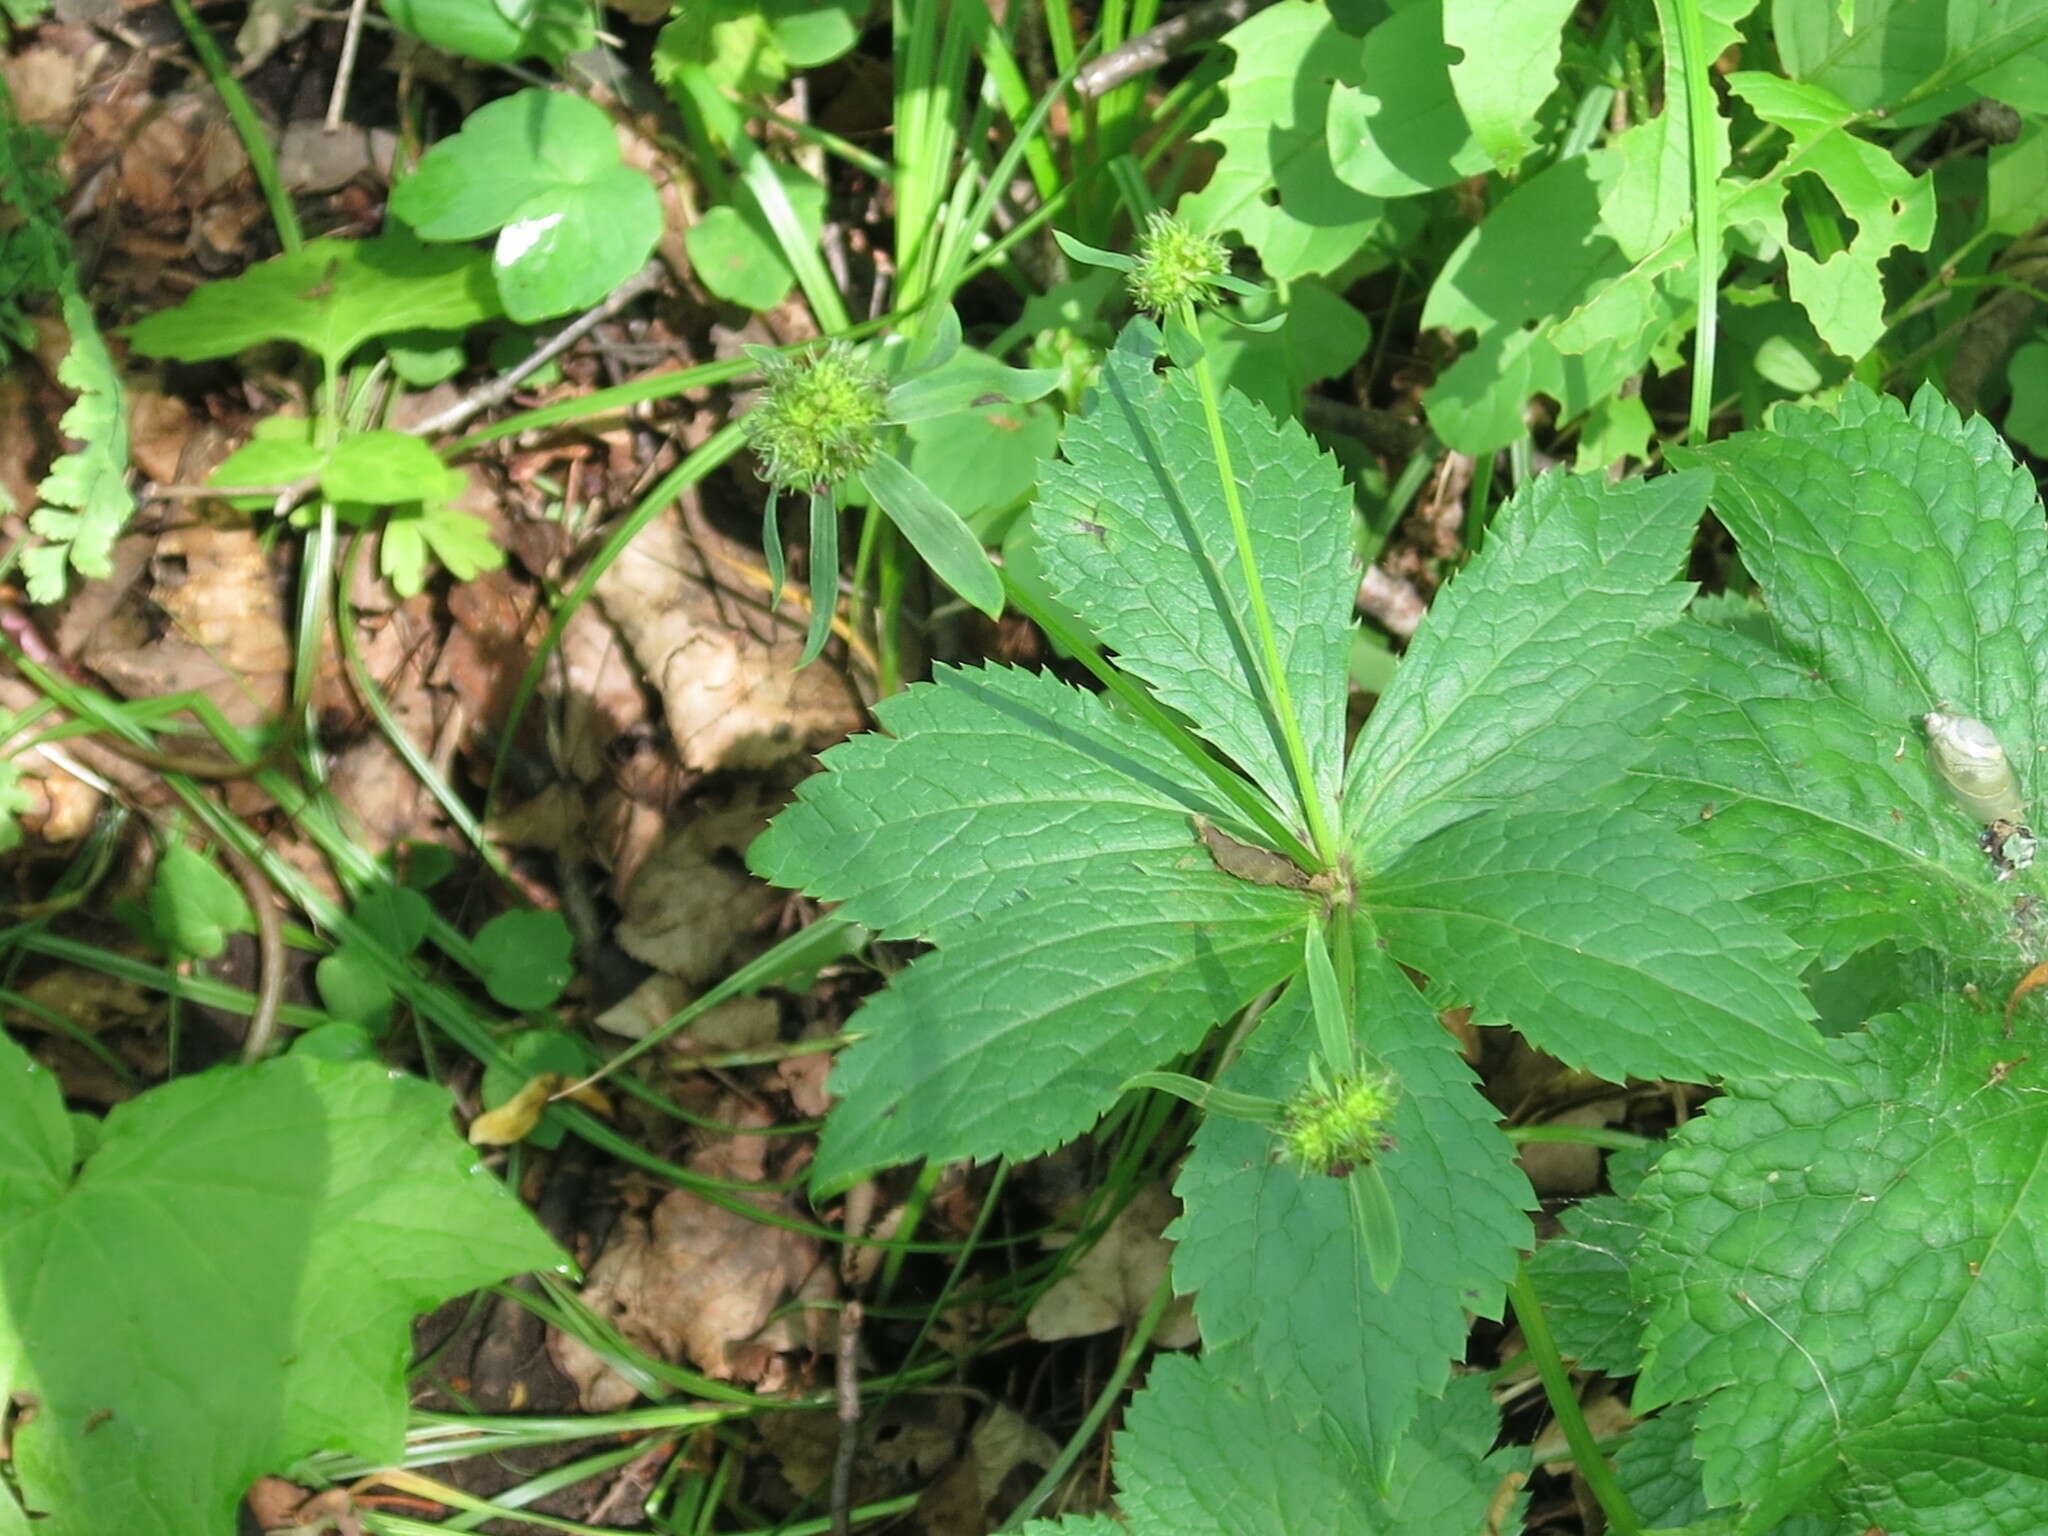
752;318;1832;1482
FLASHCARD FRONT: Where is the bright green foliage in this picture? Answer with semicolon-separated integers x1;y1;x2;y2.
900;353;1061;532
1632;1006;2048;1533
1196;282;1371;421
474;909;575;1011
1125;211;1231;316
1612;1406;1833;1535
380;0;590;67
127;235;502;374
1443;0;1576;173
1617;386;2048;976
23;290;135;604
655;0;864;94
210;419;500;597
1772;0;2048;110
1177;1;1392;281
389;90;662;323
755;319;1831;1478
683;163;826;310
1274;1061;1397;1173
148;843;253;960
1721;75;1936;358
0;100;65;357
1326;1;1490;197
0;1029;559;1534
315;885;433;1032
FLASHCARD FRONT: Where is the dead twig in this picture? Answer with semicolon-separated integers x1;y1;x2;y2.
1075;0;1267;99
829;1300;864;1536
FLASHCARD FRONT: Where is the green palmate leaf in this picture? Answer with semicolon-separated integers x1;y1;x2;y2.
1774;0;2048;111
1681;385;2048;774
680;162;825;311
1523;1195;1646;1376
1366;802;1834;1085
23;286;134;603
748;664;1312;1190
1612;616;2013;971
389;90;662;323
1442;0;1576;173
1632;1004;2048;1533
1035;323;1355;827
1720;76;1936;359
149;842;253;960
1173;939;1531;1481
381;0;590;63
1176;0;1393;280
0;1030;559;1534
320;431;449;504
127;235;501;373
474;909;575;1011
1342;468;1707;865
1111;1358;1516;1535
1326;1;1490;197
858;451;1004;618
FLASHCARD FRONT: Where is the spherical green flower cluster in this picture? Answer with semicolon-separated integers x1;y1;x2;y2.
1277;1065;1399;1176
1127;211;1231;315
747;343;889;492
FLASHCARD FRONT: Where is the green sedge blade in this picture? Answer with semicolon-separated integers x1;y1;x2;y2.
1052;227;1136;272
1123;1071;1286;1125
860;451;1005;618
797;489;837;669
1348;1163;1403;1293
762;486;785;608
1304;927;1352;1074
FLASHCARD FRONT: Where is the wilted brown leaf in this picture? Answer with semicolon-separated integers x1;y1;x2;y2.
1026;1181;1198;1348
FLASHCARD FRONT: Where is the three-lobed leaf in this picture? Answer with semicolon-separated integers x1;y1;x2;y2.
0;1030;559;1534
389;90;661;322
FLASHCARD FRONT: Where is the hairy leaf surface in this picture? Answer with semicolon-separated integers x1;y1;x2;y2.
1037;324;1355;825
1633;1006;2048;1533
1172;939;1530;1478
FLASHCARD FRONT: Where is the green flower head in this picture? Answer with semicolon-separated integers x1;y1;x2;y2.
1277;1063;1399;1177
746;342;890;492
1126;211;1232;316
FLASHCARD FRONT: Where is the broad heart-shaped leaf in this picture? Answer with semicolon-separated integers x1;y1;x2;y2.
1172;937;1531;1481
1611;613;2023;974
383;0;590;64
1111;1358;1517;1535
1631;1004;2048;1534
1364;802;1835;1085
1774;0;2048;110
1326;0;1490;198
1342;468;1707;867
1681;385;2048;775
126;235;501;373
748;664;1311;1191
388;90;661;323
0;1030;559;1535
149;841;252;959
1175;0;1393;280
1035;323;1355;831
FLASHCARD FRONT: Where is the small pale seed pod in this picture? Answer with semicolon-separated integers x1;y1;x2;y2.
1924;710;2027;825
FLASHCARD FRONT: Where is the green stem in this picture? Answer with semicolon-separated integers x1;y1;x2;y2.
999;1267;1177;1529
1184;318;1338;865
1509;1261;1642;1535
1666;0;1721;446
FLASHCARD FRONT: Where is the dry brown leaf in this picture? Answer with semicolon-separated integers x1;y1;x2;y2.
912;1405;1062;1536
755;1395;967;1509
594;507;861;772
1026;1181;1199;1348
549;1183;824;1404
76;515;290;729
611;790;780;984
